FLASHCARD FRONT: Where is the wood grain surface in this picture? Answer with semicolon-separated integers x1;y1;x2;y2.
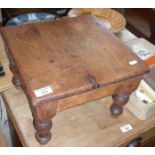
2;87;155;147
0;15;149;105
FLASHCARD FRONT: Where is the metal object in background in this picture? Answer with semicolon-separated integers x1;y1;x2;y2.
6;12;58;26
3;8;70;26
0;62;5;77
126;137;142;147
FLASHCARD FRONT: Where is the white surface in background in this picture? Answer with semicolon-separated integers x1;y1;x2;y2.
116;28;137;43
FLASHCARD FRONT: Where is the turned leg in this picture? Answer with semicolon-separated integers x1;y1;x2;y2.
32;101;57;144
110;76;143;117
9;62;22;89
110;92;129;117
33;119;52;144
12;76;22;89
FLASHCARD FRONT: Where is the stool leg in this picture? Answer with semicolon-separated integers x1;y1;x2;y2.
110;92;129;117
10;63;22;89
32;101;57;144
33;119;52;144
12;76;22;89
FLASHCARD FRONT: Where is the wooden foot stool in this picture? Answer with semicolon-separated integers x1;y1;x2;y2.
0;15;149;144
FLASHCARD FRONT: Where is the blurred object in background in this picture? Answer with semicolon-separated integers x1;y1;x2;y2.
0;9;2;26
124;8;155;44
68;8;126;33
5;12;58;26
1;8;70;26
126;38;155;66
144;66;155;91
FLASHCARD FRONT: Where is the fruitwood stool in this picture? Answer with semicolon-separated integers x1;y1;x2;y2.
0;15;149;144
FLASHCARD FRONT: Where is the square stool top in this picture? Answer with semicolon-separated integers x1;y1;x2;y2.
0;15;149;105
